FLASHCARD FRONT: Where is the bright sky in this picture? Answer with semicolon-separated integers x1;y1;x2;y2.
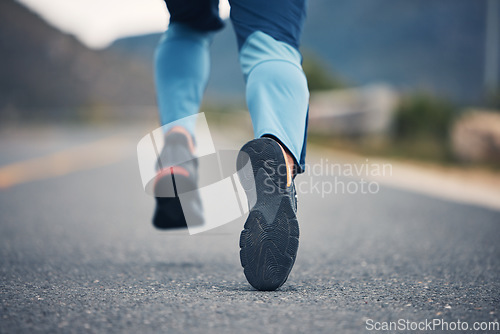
16;0;231;49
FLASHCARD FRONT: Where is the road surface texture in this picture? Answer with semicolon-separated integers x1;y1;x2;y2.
0;124;499;333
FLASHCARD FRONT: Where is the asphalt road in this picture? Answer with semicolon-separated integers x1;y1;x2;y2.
0;124;499;333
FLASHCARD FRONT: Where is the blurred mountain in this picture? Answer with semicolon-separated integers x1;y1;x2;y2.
111;0;494;105
1;0;496;121
0;0;155;120
303;0;491;103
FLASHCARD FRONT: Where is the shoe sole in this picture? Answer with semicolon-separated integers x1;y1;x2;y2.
237;138;299;291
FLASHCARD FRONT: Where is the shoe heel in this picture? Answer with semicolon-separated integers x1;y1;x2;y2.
237;138;288;192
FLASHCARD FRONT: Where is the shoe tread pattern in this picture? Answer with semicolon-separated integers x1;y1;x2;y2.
237;138;299;291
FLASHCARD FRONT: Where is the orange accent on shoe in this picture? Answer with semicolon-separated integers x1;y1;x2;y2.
277;143;292;187
170;166;190;178
154;166;190;188
167;126;195;153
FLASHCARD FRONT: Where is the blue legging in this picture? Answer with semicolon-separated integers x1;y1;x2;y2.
154;0;309;172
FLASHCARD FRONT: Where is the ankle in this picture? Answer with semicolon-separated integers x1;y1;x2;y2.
166;126;195;153
276;142;297;187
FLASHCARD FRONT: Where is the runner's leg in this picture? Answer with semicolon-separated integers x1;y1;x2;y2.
229;0;309;173
155;0;224;134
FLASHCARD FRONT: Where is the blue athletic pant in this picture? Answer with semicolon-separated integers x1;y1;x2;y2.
155;0;309;172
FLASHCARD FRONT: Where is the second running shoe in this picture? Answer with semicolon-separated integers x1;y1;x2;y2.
152;129;203;229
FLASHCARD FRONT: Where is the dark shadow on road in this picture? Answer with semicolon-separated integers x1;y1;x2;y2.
225;284;299;292
150;261;203;271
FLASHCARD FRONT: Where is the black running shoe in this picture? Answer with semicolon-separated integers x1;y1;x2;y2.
236;137;299;291
152;131;203;229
